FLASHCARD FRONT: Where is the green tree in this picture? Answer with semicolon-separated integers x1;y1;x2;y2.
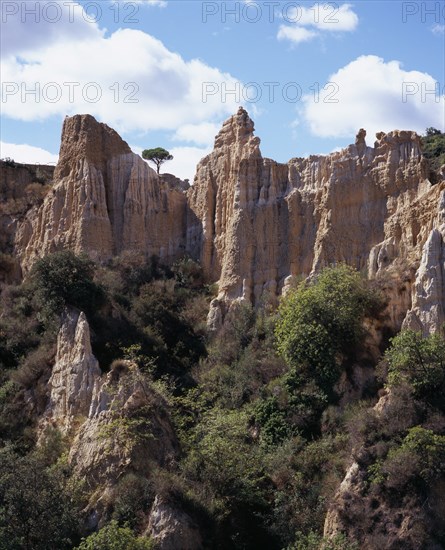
385;330;445;408
142;148;173;174
421;128;445;175
426;127;441;136
31;251;103;319
0;447;80;550
275;265;379;392
399;426;445;482
74;521;153;550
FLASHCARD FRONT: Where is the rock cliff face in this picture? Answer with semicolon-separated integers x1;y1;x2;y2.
39;308;101;437
69;357;178;485
39;307;181;538
11;109;445;336
187;108;443;334
146;496;203;550
16;115;187;274
0;161;54;282
403;190;445;335
323;390;438;549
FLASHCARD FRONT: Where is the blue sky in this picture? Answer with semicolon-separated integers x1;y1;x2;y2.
1;0;444;180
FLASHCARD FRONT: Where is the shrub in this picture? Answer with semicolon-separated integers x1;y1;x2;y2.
112;474;153;529
385;330;445;409
74;521;153;550
275;265;380;393
11;343;55;389
182;407;265;508
254;396;293;446
422;128;445;175
31;251;104;319
398;426;445;483
0;447;81;549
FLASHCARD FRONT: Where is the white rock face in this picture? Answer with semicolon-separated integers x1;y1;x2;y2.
146;496;203;550
16;115;188;273
13;110;445;337
403;191;445;335
188;109;440;330
40;308;101;436
69;361;178;489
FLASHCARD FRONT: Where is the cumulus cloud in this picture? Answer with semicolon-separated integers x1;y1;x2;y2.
288;3;358;31
0;141;59;164
173;122;220;146
0;1;102;59
1;2;241;134
278;3;358;45
301;55;445;139
277;26;318;45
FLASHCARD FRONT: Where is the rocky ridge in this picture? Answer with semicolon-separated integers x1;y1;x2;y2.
12;108;444;337
188;108;443;337
9;109;443;336
5;109;445;548
15;115;187;273
38;306;192;547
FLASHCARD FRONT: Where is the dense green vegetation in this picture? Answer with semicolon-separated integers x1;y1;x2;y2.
422;127;445;180
75;521;153;550
0;254;444;549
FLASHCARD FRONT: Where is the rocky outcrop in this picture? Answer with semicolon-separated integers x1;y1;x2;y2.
0;161;54;202
16;115;188;274
403;190;445;335
38;305;182;534
10;109;445;335
69;359;178;489
187;109;443;334
146;495;203;550
0;160;54;282
323;390;434;549
39;308;101;437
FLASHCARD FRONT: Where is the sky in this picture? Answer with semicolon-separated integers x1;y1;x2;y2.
1;0;444;181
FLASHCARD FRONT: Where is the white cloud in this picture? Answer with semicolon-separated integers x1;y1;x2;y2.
1;4;241;134
431;24;445;35
288;3;358;31
0;1;101;59
277;25;318;45
0;141;59;165
173;122;220;146
168;146;212;182
277;3;358;45
132;0;167;6
132;144;210;182
301;55;445;139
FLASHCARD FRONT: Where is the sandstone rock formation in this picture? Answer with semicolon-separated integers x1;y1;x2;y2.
69;359;178;489
403;190;445;335
188;108;443;335
11;109;445;336
16;115;187;274
40;308;101;437
146;495;203;550
0;160;54;282
37;305;183;536
323;389;433;549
